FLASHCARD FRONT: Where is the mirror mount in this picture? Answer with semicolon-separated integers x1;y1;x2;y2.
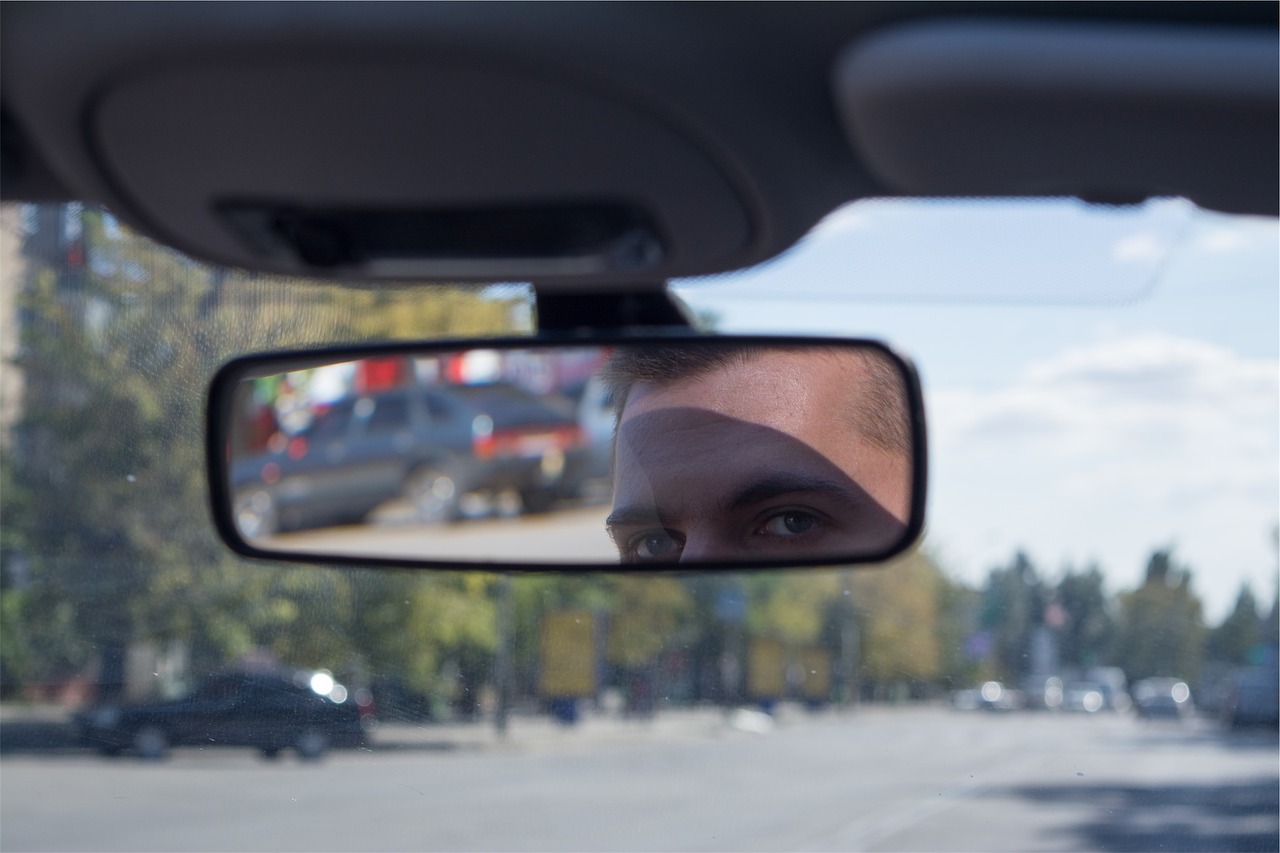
533;284;694;334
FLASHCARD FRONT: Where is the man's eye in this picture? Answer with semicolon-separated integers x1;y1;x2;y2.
759;511;818;537
628;530;683;562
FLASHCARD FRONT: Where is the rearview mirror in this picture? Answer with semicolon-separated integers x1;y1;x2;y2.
208;336;926;569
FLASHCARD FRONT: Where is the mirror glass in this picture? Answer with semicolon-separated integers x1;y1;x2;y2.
214;339;923;567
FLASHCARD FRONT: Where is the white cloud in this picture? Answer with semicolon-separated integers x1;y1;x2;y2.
933;334;1276;450
925;333;1279;621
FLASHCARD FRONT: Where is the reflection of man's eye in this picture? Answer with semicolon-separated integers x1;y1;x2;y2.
628;530;683;562
759;511;817;536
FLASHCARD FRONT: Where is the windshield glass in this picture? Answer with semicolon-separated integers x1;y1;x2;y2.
2;201;1277;852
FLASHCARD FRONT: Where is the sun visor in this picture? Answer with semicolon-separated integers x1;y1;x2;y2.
833;21;1279;216
90;57;753;283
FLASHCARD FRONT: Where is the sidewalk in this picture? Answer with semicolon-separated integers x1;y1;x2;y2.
369;705;732;753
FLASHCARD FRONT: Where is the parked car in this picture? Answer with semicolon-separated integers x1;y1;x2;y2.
1063;682;1106;714
1132;678;1196;721
1220;667;1280;730
74;670;369;760
952;681;1025;712
232;381;583;535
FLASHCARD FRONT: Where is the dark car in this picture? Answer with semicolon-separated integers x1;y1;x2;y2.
232;381;583;536
1132;678;1195;721
1221;667;1280;730
74;670;368;760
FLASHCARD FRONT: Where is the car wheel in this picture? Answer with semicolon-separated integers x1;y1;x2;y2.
520;487;557;514
295;730;329;761
234;488;278;538
132;726;169;760
402;466;458;524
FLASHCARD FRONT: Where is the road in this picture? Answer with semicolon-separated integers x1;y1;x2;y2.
3;706;1276;852
262;502;619;563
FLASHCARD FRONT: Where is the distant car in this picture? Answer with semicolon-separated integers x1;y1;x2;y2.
1063;682;1106;713
74;670;368;759
1131;677;1195;721
952;681;1024;712
1220;667;1280;730
232;381;584;535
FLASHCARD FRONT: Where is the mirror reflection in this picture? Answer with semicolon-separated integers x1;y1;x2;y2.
220;341;918;566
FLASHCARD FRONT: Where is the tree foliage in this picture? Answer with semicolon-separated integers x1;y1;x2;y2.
1109;549;1205;682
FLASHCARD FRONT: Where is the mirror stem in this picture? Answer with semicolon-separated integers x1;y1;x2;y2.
533;284;694;333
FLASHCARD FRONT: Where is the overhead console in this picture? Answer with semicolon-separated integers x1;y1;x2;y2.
91;57;751;285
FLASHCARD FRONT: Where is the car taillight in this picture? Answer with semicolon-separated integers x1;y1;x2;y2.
472;414;495;459
556;424;584;448
287;436;308;460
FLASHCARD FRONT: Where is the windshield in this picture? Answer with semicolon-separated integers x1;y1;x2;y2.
1;201;1277;852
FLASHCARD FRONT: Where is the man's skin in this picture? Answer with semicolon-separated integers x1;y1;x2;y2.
607;350;912;564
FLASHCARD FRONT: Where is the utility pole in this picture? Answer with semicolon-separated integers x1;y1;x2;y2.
494;573;513;737
839;568;858;710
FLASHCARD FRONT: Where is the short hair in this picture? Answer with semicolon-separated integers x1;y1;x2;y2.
599;343;911;455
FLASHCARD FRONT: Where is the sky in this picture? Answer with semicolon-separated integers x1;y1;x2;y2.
674;200;1279;624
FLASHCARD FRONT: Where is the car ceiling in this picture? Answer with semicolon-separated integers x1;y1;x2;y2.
1;2;1276;289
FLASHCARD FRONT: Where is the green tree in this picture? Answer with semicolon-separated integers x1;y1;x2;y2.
1056;563;1114;670
3;204;526;697
933;573;984;691
605;575;695;668
978;551;1046;683
1204;584;1261;666
1110;549;1205;681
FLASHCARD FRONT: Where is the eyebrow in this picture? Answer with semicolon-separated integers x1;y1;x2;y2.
725;474;867;513
605;473;867;538
605;506;665;533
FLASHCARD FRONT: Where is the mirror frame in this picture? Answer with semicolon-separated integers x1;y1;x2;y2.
207;333;928;571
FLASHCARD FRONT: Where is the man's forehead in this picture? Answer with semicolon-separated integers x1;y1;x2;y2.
612;416;869;525
620;350;865;430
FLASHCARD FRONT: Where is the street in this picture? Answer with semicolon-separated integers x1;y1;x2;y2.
3;705;1276;852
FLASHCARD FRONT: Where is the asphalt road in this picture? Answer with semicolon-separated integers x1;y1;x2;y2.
3;705;1276;852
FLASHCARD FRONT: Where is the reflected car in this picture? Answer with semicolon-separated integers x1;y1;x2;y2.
232;381;584;536
560;374;617;503
74;670;369;759
1132;677;1195;721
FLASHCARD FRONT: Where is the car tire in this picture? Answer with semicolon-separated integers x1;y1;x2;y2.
234;488;278;538
402;466;459;524
520;487;557;514
295;730;329;761
132;725;169;760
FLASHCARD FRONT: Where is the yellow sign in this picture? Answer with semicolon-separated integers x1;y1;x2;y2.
799;647;832;700
539;610;596;698
747;638;785;698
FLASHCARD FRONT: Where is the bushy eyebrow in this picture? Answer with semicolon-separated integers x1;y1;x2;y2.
606;473;865;541
605;506;664;538
726;474;866;513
